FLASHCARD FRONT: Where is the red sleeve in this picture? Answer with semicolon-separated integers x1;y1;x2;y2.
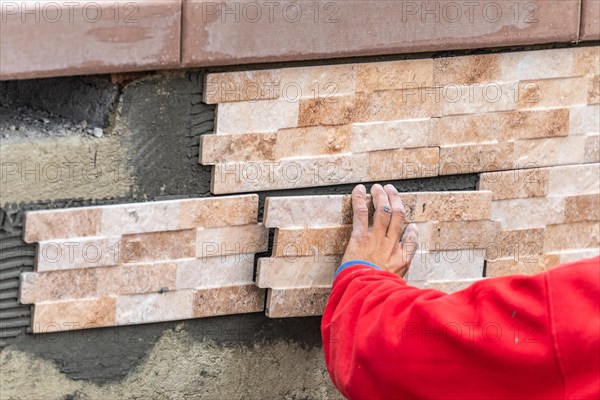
321;257;600;400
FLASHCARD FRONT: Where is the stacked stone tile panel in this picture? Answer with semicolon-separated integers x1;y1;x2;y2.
479;163;600;277
201;46;600;194
20;196;268;332
259;191;494;317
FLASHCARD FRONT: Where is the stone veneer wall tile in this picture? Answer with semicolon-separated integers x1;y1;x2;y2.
21;195;268;332
480;163;600;276
258;191;493;317
201;46;599;194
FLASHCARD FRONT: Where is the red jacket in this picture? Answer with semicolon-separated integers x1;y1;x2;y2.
322;256;600;399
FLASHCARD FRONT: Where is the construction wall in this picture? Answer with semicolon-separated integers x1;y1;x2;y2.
1;1;599;399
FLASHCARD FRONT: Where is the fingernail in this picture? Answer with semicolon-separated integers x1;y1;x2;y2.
357;184;366;193
385;184;398;192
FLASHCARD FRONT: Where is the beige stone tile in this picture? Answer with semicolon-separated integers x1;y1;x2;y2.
116;290;194;325
405;250;485;281
514;135;586;168
491;197;566;230
273;226;352;257
257;255;341;289
434;47;593;86
100;201;180;237
200;133;277;164
196;224;268;258
264;195;346;228
32;297;116;333
506;48;578;81
413;191;492;222
20;269;99;305
479;169;549;200
176;257;255;290
35;236;121;272
430;114;499;146
434;54;504;85
101;262;177;297
178;195;259;228
204;70;283;104
441;82;517;116
281;64;358;99
298;89;440;127
585;135;600;163
426;220;500;251
211;154;368;194
547;163;600;196
439;142;515;175
573;46;600;75
340;193;417;225
408;279;483;293
193;285;265;318
215;100;299;134
564;194;600;223
485;254;561;277
121;230;196;263
351;119;430;152
430;109;568;146
502;109;569;140
22;263;178;304
360;90;442;122
274;125;352;159
357;59;434;92
553;248;600;264
486;228;546;262
24;208;101;243
569;105;600;135
589;75;600;105
266;287;331;318
517;77;588;110
298;95;365;126
367;147;440;181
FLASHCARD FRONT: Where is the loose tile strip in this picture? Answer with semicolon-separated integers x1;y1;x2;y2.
200;46;600;194
258;191;494;318
479;163;600;277
20;195;268;333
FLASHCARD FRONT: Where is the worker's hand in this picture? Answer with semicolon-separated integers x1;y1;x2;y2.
341;184;419;278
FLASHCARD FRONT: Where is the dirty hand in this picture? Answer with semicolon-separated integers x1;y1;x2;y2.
341;184;419;278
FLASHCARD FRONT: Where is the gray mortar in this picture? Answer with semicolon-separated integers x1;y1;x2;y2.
0;105;105;141
0;77;119;128
116;71;214;199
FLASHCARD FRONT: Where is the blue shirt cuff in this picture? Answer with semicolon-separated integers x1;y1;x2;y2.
334;260;382;279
